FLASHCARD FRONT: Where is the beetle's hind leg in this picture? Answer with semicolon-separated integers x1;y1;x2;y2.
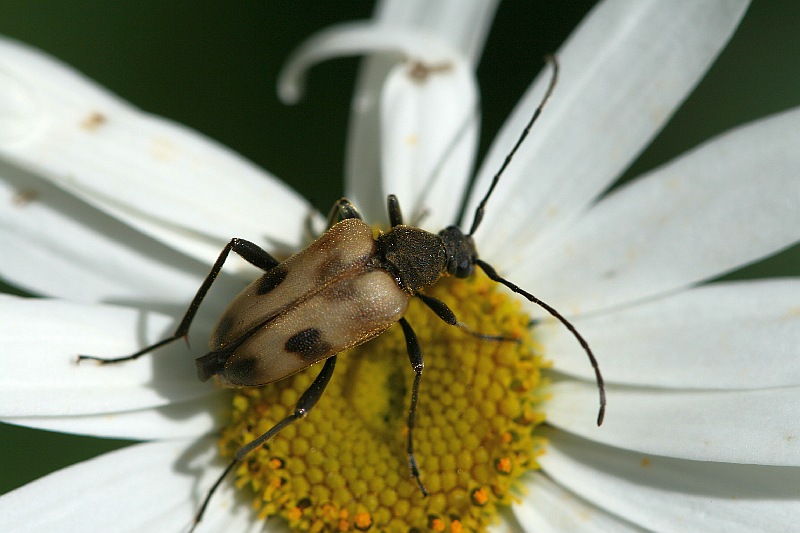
78;238;280;365
189;355;337;532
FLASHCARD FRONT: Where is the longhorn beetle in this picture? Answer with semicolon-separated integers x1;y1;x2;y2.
79;56;605;530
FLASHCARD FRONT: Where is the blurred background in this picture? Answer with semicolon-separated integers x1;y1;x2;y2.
1;0;798;496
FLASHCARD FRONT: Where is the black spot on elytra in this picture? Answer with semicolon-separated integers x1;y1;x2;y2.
257;266;288;295
225;356;259;386
285;328;331;359
210;315;235;347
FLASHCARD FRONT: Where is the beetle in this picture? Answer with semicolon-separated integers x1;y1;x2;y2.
79;57;605;529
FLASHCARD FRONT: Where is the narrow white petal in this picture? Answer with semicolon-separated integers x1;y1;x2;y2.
375;0;499;64
470;0;750;261
0;36;314;265
546;380;800;466
541;429;800;532
515;472;642;532
0;169;209;302
0;296;217;416
0;439;264;533
358;0;496;227
541;279;800;388
518;107;800;315
279;21;479;226
7;393;225;440
379;57;478;230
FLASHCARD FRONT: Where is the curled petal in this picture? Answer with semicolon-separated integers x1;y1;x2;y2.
278;22;462;104
374;0;499;65
278;21;479;226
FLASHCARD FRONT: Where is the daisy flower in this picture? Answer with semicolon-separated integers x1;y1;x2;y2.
2;1;799;532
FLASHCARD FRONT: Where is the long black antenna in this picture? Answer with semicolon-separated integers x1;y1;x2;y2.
469;56;559;236
466;56;606;425
475;259;605;425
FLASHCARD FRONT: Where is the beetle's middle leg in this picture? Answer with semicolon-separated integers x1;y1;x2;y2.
398;317;429;497
78;238;280;365
189;355;337;532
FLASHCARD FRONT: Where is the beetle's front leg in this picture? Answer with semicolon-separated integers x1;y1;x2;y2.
78;238;280;364
326;198;363;228
387;194;404;227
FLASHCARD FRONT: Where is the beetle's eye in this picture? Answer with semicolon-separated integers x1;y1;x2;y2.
458;259;473;278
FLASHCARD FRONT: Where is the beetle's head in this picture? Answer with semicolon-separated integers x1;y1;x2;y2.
438;225;477;278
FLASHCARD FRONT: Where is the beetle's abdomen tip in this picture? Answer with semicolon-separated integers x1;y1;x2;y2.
196;351;227;382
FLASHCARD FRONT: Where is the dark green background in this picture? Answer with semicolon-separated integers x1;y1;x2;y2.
1;1;798;496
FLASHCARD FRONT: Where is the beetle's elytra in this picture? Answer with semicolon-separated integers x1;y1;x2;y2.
79;57;605;530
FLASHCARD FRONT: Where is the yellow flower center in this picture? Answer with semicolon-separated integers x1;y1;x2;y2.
219;270;548;532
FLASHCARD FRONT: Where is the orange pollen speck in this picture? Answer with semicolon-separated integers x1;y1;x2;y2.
495;457;512;474
471;487;490;507
354;512;372;530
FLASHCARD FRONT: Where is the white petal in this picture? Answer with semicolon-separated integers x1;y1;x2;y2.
0;36;314;266
541;279;800;388
540;429;800;532
0;439;266;533
7;393;225;440
519;107;800;315
279;21;479;226
546;380;800;466
515;472;642;532
379;57;478;230
470;0;750;261
279;22;461;105
0;167;209;303
0;296;217;416
375;0;499;64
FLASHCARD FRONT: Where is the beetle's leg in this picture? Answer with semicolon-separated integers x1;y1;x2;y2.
415;291;518;342
78;238;280;365
387;194;404;227
398;317;429;497
190;356;337;532
326;198;363;228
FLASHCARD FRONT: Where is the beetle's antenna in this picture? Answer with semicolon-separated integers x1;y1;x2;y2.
474;258;606;425
468;56;559;237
